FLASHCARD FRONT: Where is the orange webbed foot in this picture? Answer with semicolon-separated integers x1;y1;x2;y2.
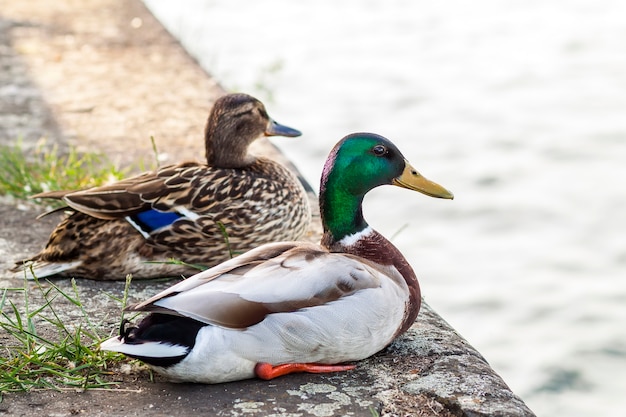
254;362;356;380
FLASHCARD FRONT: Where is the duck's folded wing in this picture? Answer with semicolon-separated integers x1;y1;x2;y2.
126;241;385;329
127;241;305;308
31;190;72;200
29;174;157;219
56;171;156;219
59;163;214;220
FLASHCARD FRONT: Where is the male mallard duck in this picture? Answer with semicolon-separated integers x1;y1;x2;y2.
12;93;311;280
100;132;453;383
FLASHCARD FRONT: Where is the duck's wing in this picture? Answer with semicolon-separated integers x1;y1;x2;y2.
30;190;77;219
127;241;303;306
50;162;201;220
29;175;153;219
31;190;73;200
30;173;159;220
125;241;386;329
58;162;234;221
57;171;158;219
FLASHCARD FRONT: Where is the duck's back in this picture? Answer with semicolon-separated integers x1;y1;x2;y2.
146;157;311;264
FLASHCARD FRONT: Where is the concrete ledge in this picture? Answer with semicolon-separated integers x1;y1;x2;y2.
0;1;535;415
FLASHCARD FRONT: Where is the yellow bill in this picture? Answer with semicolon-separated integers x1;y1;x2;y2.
392;160;454;199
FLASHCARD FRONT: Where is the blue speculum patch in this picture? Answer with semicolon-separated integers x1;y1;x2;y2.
131;209;183;233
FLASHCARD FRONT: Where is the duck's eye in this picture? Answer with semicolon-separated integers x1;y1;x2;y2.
372;145;387;156
258;108;269;119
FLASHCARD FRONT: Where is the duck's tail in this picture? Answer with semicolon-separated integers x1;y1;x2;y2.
99;335;189;359
100;314;204;367
11;260;82;280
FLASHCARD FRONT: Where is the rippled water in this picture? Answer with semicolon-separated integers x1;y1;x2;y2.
144;1;626;414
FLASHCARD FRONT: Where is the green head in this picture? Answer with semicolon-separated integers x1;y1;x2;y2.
319;132;454;243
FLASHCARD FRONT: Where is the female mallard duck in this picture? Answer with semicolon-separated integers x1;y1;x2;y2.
13;93;311;280
100;132;453;383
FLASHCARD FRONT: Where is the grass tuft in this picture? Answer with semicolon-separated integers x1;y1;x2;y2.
0;138;128;202
0;275;135;398
0;138;162;396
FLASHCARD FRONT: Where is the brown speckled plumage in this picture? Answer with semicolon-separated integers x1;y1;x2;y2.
12;94;311;280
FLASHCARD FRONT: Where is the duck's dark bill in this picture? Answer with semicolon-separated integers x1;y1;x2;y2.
265;119;302;137
392;161;454;199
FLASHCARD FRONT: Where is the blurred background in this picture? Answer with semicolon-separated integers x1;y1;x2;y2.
144;0;626;415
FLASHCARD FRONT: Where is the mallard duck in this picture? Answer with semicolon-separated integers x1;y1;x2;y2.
12;93;311;280
100;132;453;383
